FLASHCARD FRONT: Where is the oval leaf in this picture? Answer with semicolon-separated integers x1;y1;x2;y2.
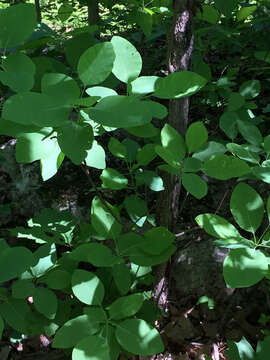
111;36;142;83
108;293;144;320
230;183;264;233
72;335;111;360
203;154;250;180
52;315;100;349
115;319;164;355
185;121;208;153
72;269;105;305
0;247;36;283
223;248;268;287
182;173;208;199
78;42;115;86
153;71;207;99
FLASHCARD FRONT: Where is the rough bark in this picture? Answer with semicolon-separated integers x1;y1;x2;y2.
153;0;196;310
87;0;100;26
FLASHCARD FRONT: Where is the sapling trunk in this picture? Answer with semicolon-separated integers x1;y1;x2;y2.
153;0;196;310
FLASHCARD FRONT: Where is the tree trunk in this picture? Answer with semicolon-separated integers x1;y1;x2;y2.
35;0;42;23
153;0;196;310
87;0;99;26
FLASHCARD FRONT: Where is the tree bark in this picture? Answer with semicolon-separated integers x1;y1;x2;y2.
153;0;196;310
35;0;42;23
87;0;99;26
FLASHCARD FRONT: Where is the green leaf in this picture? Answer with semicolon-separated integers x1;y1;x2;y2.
108;138;126;159
185;121;208;153
0;315;3;339
86;86;117;99
33;287;58;319
87;243;119;267
52;314;100;349
0;3;37;48
136;169;164;191
65;32;94;69
83;306;107;323
44;270;71;290
255;51;270;64
91;196;122;239
239;80;261;99
126;123;159;138
226;337;255;360
131;76;160;95
146;101;168;119
123;138;140;162
237;119;263;146
112;263;131;295
31;243;57;277
87;96;153;128
257;336;270;360
153;71;207;99
192;141;226;161
252;166;270;184
156;123;185;168
226;143;260;164
182;158;202;172
78;42;115;86
136;8;153;37
140;227;175;255
58;122;93;165
3;92;70;127
0;52;35;92
41;73;80;104
58;3;73;21
115;319;164;355
117;232;144;256
108;294;144;320
0;298;31;333
0;246;36;282
227;92;245;112
137;144;157;166
219;111;239;139
196;5;219;24
182;173;208;199
223;248;268;287
100;168;128;190
15;130;57;163
72;269;105;305
130;245;176;266
12;279;35;299
40;147;64;181
267;196;270;223
124;195;147;227
230;183;264;233
215;0;239;17
237;5;257;21
85;141;106;169
161;124;186;159
195;213;246;242
111;36;142;83
264;135;270;154
203;154;250;180
0;118;40;138
72;335;111;360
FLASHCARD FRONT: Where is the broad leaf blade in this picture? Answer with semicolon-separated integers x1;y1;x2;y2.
115;319;164;355
223;248;268;287
111;36;142;83
230;183;264;233
153;71;207;99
